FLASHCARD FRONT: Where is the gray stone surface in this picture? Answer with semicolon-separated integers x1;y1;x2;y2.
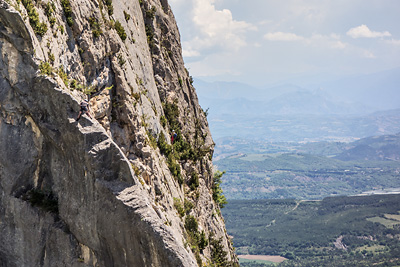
0;0;237;266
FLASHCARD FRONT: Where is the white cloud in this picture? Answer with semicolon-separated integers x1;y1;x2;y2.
264;32;348;50
182;46;201;57
346;25;391;38
183;0;256;58
170;1;400;85
386;39;400;46
331;41;347;50
362;50;376;58
264;32;304;41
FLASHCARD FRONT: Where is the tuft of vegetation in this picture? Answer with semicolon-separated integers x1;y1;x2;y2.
209;235;232;267
145;24;154;48
105;0;113;15
114;20;127;41
82;84;96;96
43;1;56;17
184;199;194;214
48;52;55;63
184;215;210;266
117;53;126;66
167;154;183;184
58;25;65;34
212;170;228;209
147;130;158;149
132;92;140;102
39;61;53;75
22;0;48;36
69;79;77;90
89;16;102;38
185;215;198;234
123;10;130;21
188;171;199;191
49;16;56;27
163;100;180;131
160;115;167;128
173;198;185;217
157;132;183;184
60;0;73;26
56;67;68;87
157;132;173;156
145;6;156;20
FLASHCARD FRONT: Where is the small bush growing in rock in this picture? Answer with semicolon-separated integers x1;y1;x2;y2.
43;2;55;17
114;20;127;41
163;100;180;131
49;17;56;27
145;6;156;20
209;235;231;267
56;67;68;87
146;131;157;149
167;154;182;184
70;79;77;89
124;10;130;21
145;24;154;48
188;172;199;191
185;215;198;234
184;199;194;214
198;230;208;252
39;61;53;75
173;198;185;217
48;52;55;63
22;0;48;36
105;0;113;15
58;25;65;34
89;16;102;37
117;54;126;66
157;132;172;157
212;171;228;209
160;115;167;128
61;0;73;26
132;92;140;101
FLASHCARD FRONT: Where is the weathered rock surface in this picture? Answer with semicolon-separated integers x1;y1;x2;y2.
0;0;237;266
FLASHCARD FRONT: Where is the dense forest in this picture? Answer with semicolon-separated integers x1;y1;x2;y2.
223;195;400;266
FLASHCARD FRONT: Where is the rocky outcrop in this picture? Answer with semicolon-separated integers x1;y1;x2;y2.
0;0;237;266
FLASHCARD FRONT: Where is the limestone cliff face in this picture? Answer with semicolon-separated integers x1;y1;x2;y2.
0;0;237;266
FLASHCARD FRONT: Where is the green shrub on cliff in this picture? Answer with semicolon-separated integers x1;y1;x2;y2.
105;0;113;15
22;0;48;36
124;10;130;21
114;20;127;41
61;0;73;26
39;61;53;75
212;171;228;209
89;16;102;38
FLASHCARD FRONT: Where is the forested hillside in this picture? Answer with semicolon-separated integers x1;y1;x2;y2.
223;195;400;266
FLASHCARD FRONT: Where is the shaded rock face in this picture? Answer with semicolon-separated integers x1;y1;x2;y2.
0;0;237;266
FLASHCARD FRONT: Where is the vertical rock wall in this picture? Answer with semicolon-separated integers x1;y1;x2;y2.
0;0;237;266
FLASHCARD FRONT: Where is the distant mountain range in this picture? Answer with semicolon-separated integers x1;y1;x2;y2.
195;67;400;116
206;108;400;141
194;68;400;141
335;132;400;161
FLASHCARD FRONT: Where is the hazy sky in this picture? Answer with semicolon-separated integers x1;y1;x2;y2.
169;0;400;87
